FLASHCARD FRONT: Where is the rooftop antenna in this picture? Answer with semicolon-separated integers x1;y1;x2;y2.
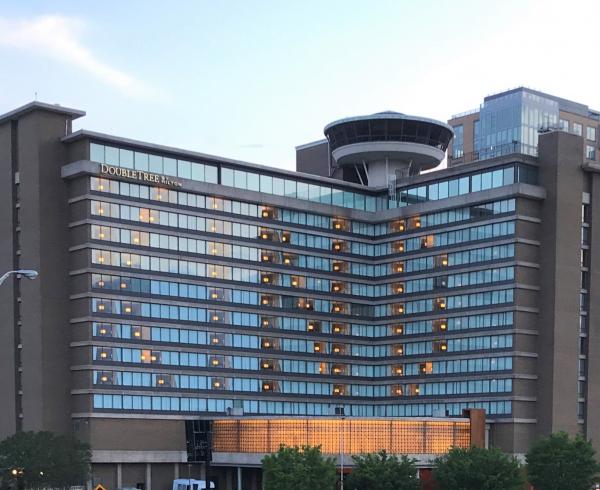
34;91;38;101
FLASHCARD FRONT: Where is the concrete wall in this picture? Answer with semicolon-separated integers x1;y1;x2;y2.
536;131;584;439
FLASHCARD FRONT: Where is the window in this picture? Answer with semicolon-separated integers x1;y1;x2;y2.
452;125;464;158
587;126;596;141
573;123;583;136
559;119;569;132
586;145;596;160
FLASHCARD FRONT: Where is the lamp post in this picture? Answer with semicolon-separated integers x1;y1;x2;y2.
0;269;38;286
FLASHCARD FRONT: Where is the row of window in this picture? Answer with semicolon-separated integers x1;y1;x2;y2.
93;315;512;357
92;393;513;416
92;334;513;374
90;199;516;258
90;143;525;212
389;166;519;208
93;370;513;397
90;228;515;281
91;284;514;320
92;321;514;372
91;294;515;337
91;265;513;314
559;120;596;142
92;311;513;346
88;216;516;278
91;176;516;238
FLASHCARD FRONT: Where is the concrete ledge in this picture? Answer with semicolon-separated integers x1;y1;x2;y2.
92;450;187;463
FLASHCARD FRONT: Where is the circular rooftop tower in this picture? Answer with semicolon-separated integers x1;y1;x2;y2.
324;111;453;187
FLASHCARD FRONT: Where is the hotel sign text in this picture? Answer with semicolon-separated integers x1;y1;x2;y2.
100;164;183;187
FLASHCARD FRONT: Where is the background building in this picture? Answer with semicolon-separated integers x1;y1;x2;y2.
0;96;598;489
447;87;600;164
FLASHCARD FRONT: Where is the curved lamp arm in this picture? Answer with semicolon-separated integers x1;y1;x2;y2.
0;269;38;286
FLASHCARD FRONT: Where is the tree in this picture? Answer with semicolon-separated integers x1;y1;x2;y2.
262;445;337;490
526;432;600;490
433;446;524;490
0;431;90;490
345;450;420;490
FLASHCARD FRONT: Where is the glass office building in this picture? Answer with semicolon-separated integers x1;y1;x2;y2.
1;101;599;489
449;87;599;164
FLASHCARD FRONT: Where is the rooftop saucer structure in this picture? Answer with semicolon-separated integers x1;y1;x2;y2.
324;111;454;187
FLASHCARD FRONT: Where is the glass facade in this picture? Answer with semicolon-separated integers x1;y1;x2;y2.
478;89;558;158
77;139;534;421
90;143;535;212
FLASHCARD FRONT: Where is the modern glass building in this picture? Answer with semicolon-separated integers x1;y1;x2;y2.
448;87;599;163
1;100;599;489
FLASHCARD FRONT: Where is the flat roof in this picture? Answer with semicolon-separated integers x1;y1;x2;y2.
0;101;85;125
324;111;454;133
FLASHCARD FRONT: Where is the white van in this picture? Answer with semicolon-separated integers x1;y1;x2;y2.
172;479;215;490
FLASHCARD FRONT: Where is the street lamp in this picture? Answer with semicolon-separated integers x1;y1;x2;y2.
0;270;38;286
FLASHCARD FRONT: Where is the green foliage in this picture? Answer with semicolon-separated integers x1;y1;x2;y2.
0;431;90;490
526;432;600;490
433;446;524;490
345;450;420;490
262;445;337;490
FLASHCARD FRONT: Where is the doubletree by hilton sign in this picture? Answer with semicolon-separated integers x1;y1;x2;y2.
100;164;183;187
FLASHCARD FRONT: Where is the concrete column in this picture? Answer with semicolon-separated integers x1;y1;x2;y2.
117;464;122;489
174;463;179;481
225;468;233;490
199;463;206;482
237;467;242;490
145;463;152;490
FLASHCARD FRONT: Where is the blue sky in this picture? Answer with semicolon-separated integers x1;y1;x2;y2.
1;0;599;170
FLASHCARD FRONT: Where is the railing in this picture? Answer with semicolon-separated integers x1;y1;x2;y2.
449;142;537;165
450;107;481;119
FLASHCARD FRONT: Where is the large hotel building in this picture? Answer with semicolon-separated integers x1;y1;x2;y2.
0;87;599;489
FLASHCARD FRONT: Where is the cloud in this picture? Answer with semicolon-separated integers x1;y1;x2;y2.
0;15;159;99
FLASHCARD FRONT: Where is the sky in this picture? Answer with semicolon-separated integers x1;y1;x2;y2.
1;0;599;171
